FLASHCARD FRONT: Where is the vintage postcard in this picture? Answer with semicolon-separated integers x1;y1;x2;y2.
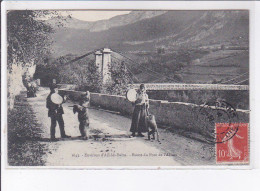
2;4;252;168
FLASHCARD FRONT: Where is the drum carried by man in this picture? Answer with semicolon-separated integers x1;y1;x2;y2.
46;83;71;141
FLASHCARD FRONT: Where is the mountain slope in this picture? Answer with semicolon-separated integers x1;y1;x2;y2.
47;11;167;31
50;10;248;56
46;10;249;86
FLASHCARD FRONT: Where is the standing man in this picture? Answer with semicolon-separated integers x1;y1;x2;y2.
46;84;71;140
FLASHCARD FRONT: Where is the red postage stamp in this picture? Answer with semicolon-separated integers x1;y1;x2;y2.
216;123;249;164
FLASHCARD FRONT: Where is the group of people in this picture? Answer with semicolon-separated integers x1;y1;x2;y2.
46;84;90;140
46;83;151;141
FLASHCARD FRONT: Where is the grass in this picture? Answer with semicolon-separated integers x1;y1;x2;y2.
8;92;49;166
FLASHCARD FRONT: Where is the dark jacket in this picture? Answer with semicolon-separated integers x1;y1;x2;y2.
46;93;64;117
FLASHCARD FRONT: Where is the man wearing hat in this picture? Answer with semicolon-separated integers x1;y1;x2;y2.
46;84;71;140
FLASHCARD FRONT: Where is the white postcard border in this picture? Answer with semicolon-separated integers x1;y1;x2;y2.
1;0;258;171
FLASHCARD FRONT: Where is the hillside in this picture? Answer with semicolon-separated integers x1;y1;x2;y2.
50;10;248;56
176;50;249;83
47;11;167;31
48;10;249;84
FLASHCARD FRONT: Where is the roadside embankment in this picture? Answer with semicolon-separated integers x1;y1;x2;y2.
8;92;49;166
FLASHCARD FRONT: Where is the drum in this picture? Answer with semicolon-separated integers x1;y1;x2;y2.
51;93;63;104
126;89;137;102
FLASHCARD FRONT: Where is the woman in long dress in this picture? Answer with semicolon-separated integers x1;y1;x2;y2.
130;84;149;137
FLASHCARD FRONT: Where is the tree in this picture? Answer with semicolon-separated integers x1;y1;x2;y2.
105;61;132;95
7;10;59;71
7;10;65;108
52;54;103;93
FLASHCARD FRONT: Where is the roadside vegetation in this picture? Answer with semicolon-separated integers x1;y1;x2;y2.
8;92;49;166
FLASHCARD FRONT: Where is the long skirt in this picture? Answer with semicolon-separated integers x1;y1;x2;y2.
130;104;148;133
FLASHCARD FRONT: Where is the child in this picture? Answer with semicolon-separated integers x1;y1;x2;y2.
73;91;90;139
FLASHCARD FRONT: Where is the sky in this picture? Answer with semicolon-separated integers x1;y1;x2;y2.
60;11;131;21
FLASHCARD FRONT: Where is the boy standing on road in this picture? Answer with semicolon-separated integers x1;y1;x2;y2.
73;91;90;139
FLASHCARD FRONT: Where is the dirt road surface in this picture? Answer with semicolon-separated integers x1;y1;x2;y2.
10;88;215;166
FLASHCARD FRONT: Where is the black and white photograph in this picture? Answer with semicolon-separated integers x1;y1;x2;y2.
4;9;250;166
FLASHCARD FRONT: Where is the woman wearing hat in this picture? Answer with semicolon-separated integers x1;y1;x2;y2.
130;84;149;137
46;84;71;140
